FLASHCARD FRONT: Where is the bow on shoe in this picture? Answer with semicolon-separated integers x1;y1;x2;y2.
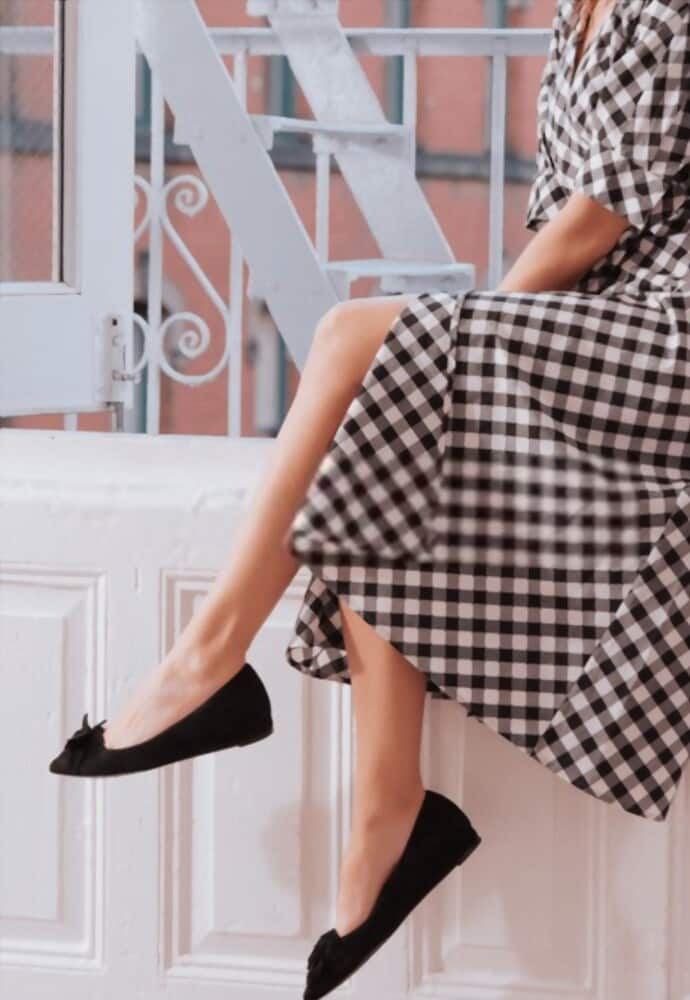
307;929;340;974
65;712;106;749
62;712;106;770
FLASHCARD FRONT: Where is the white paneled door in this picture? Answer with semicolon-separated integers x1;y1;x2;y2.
1;429;689;1000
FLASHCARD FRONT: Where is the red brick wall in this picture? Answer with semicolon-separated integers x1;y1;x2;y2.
4;0;558;434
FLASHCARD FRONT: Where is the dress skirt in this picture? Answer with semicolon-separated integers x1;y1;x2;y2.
284;288;690;823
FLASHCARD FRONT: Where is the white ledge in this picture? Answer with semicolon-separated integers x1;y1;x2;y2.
0;428;275;509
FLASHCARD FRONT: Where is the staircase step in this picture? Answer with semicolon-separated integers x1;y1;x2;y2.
251;114;411;156
324;258;476;296
247;0;456;263
247;259;474;301
247;0;338;15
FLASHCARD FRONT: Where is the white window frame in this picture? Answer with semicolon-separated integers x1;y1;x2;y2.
0;0;136;417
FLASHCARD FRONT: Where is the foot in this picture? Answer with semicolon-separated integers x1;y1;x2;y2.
334;787;425;937
101;631;247;750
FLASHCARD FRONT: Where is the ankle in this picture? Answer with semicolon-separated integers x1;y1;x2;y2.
351;783;425;838
168;624;248;683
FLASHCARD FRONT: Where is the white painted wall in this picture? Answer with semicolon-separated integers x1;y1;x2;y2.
1;427;689;999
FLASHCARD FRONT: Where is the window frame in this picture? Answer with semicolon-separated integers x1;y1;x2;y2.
0;0;136;417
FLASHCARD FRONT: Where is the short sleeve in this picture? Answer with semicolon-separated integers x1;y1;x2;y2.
573;0;689;230
524;2;570;231
524;136;570;231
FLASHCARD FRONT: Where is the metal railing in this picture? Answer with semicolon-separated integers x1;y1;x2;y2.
209;27;550;289
0;23;551;436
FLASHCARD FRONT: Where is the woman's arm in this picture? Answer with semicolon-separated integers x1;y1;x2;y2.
497;191;632;294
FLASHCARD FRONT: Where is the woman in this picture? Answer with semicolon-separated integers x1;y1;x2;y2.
50;0;690;996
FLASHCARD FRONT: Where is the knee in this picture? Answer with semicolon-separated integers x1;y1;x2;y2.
311;300;362;356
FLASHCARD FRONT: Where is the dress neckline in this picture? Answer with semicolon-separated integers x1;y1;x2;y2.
566;0;618;86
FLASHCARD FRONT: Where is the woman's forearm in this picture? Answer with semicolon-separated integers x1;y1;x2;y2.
497;191;632;294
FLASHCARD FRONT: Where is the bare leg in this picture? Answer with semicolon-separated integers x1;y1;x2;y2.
104;294;416;748
334;597;427;935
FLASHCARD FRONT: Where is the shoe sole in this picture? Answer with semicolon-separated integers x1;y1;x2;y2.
456;826;481;865
60;720;275;778
236;720;274;747
305;827;481;1000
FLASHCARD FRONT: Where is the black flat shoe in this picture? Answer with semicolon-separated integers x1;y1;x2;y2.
48;661;274;777
303;788;481;1000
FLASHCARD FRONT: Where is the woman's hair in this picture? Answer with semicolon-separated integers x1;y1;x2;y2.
571;0;596;27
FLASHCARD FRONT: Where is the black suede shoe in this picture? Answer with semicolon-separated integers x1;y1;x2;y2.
303;788;481;1000
48;661;274;777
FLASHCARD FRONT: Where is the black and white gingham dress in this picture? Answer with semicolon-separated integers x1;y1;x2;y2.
284;0;690;823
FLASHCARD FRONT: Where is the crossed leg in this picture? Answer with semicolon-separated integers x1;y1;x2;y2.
103;292;429;934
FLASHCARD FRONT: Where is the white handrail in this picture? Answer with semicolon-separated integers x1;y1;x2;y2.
0;24;551;57
2;22;551;435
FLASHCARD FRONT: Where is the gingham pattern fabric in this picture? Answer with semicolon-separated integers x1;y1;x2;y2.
284;0;690;823
526;0;690;296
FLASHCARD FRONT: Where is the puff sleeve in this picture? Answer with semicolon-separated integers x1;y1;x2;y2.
525;2;569;231
572;0;690;230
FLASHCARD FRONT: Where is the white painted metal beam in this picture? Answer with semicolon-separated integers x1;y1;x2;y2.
136;0;339;371
250;3;457;264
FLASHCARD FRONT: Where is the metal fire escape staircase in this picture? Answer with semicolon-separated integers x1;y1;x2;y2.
136;0;474;370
